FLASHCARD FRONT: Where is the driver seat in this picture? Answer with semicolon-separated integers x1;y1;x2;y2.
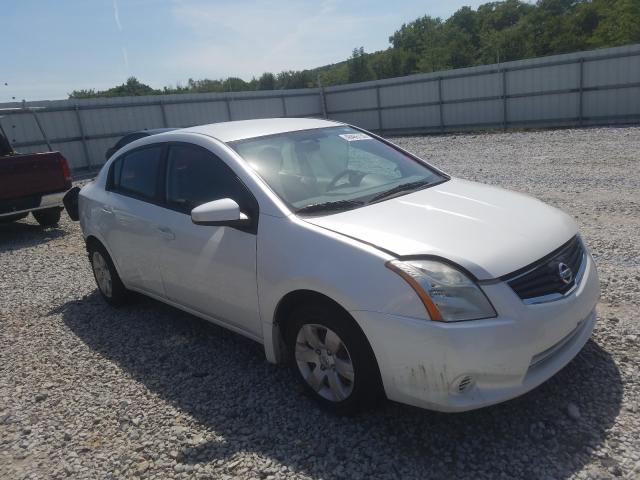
249;146;317;204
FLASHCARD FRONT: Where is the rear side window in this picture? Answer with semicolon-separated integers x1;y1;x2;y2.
112;146;163;200
165;144;256;215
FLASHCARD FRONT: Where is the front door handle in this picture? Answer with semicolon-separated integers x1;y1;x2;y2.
157;226;175;240
100;206;113;215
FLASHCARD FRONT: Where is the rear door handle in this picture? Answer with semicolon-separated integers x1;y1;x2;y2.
100;206;113;215
157;226;175;240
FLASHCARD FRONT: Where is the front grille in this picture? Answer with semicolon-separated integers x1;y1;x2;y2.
502;236;585;302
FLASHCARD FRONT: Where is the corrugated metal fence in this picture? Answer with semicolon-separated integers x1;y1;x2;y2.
1;44;639;173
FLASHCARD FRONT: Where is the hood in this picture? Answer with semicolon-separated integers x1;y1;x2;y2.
304;178;578;280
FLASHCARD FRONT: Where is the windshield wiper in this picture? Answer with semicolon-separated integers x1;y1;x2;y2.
296;199;364;215
368;180;431;204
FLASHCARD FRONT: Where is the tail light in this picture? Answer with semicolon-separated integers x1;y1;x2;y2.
59;155;72;185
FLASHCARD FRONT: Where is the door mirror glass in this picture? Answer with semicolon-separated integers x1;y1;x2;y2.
191;198;249;226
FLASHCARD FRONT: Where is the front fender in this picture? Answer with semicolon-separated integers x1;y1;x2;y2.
257;214;427;363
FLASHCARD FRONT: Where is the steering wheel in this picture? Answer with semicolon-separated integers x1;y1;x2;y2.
326;169;363;192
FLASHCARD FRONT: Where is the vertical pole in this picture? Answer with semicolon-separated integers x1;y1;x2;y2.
375;86;383;132
225;97;233;121
31;110;52;151
578;58;584;127
75;107;91;169
317;75;328;119
438;77;444;132
0;117;15;154
281;95;288;117
502;69;508;131
0;119;10;146
159;100;169;127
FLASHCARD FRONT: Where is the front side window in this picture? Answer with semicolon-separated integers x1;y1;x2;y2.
112;146;162;200
231;126;446;214
165;144;254;215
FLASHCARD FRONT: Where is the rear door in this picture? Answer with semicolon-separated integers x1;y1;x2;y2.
156;143;261;337
103;144;167;296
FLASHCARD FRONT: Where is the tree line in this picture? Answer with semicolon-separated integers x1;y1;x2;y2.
69;0;640;98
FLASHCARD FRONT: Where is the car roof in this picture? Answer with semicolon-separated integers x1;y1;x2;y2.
119;128;177;143
178;118;343;143
135;128;178;136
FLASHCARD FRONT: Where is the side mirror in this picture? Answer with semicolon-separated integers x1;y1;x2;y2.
191;198;249;227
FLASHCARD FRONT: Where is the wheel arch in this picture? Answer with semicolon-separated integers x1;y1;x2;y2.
85;234;125;282
269;288;385;408
85;234;109;256
268;289;376;368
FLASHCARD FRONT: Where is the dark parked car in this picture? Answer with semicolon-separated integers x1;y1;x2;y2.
0;130;72;226
104;128;176;160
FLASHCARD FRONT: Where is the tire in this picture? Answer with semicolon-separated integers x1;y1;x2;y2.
285;301;383;415
33;207;62;227
87;241;130;306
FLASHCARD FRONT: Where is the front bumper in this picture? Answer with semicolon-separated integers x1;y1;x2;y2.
351;253;600;412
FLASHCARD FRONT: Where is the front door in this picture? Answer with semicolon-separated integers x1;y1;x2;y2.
157;143;261;337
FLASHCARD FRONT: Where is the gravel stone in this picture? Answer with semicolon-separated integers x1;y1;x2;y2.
568;403;582;420
1;126;639;479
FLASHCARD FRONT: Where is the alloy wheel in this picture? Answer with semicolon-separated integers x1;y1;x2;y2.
295;324;355;402
92;251;113;298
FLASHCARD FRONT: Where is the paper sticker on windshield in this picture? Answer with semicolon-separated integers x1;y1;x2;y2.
339;133;371;142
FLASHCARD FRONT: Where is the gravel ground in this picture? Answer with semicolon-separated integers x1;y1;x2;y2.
1;126;639;480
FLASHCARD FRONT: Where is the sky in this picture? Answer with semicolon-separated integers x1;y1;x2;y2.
3;0;487;102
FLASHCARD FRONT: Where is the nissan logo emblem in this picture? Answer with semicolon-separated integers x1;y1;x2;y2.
557;262;573;285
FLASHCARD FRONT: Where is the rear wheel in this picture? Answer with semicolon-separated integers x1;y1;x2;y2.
285;301;383;415
33;207;62;227
88;242;130;306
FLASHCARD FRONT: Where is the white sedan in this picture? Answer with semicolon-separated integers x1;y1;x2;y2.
76;118;600;414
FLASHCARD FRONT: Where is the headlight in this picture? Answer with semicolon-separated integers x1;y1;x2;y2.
386;259;496;322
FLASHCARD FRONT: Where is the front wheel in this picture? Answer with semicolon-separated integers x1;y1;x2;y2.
285;302;383;415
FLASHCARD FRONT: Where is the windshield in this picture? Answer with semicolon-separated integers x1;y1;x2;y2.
230;126;447;214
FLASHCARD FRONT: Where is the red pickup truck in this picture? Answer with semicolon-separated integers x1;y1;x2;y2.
0;131;72;227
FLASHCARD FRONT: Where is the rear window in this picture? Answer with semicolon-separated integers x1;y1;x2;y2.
111;146;162;200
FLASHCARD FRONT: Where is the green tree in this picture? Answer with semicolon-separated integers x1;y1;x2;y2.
256;72;276;90
347;47;375;82
222;77;249;91
317;63;349;86
443;6;480;67
370;48;413;79
276;70;313;89
589;0;640;47
476;0;536;62
106;77;157;96
68;88;97;99
69;77;158;98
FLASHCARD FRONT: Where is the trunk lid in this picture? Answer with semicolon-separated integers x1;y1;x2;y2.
0;152;71;200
